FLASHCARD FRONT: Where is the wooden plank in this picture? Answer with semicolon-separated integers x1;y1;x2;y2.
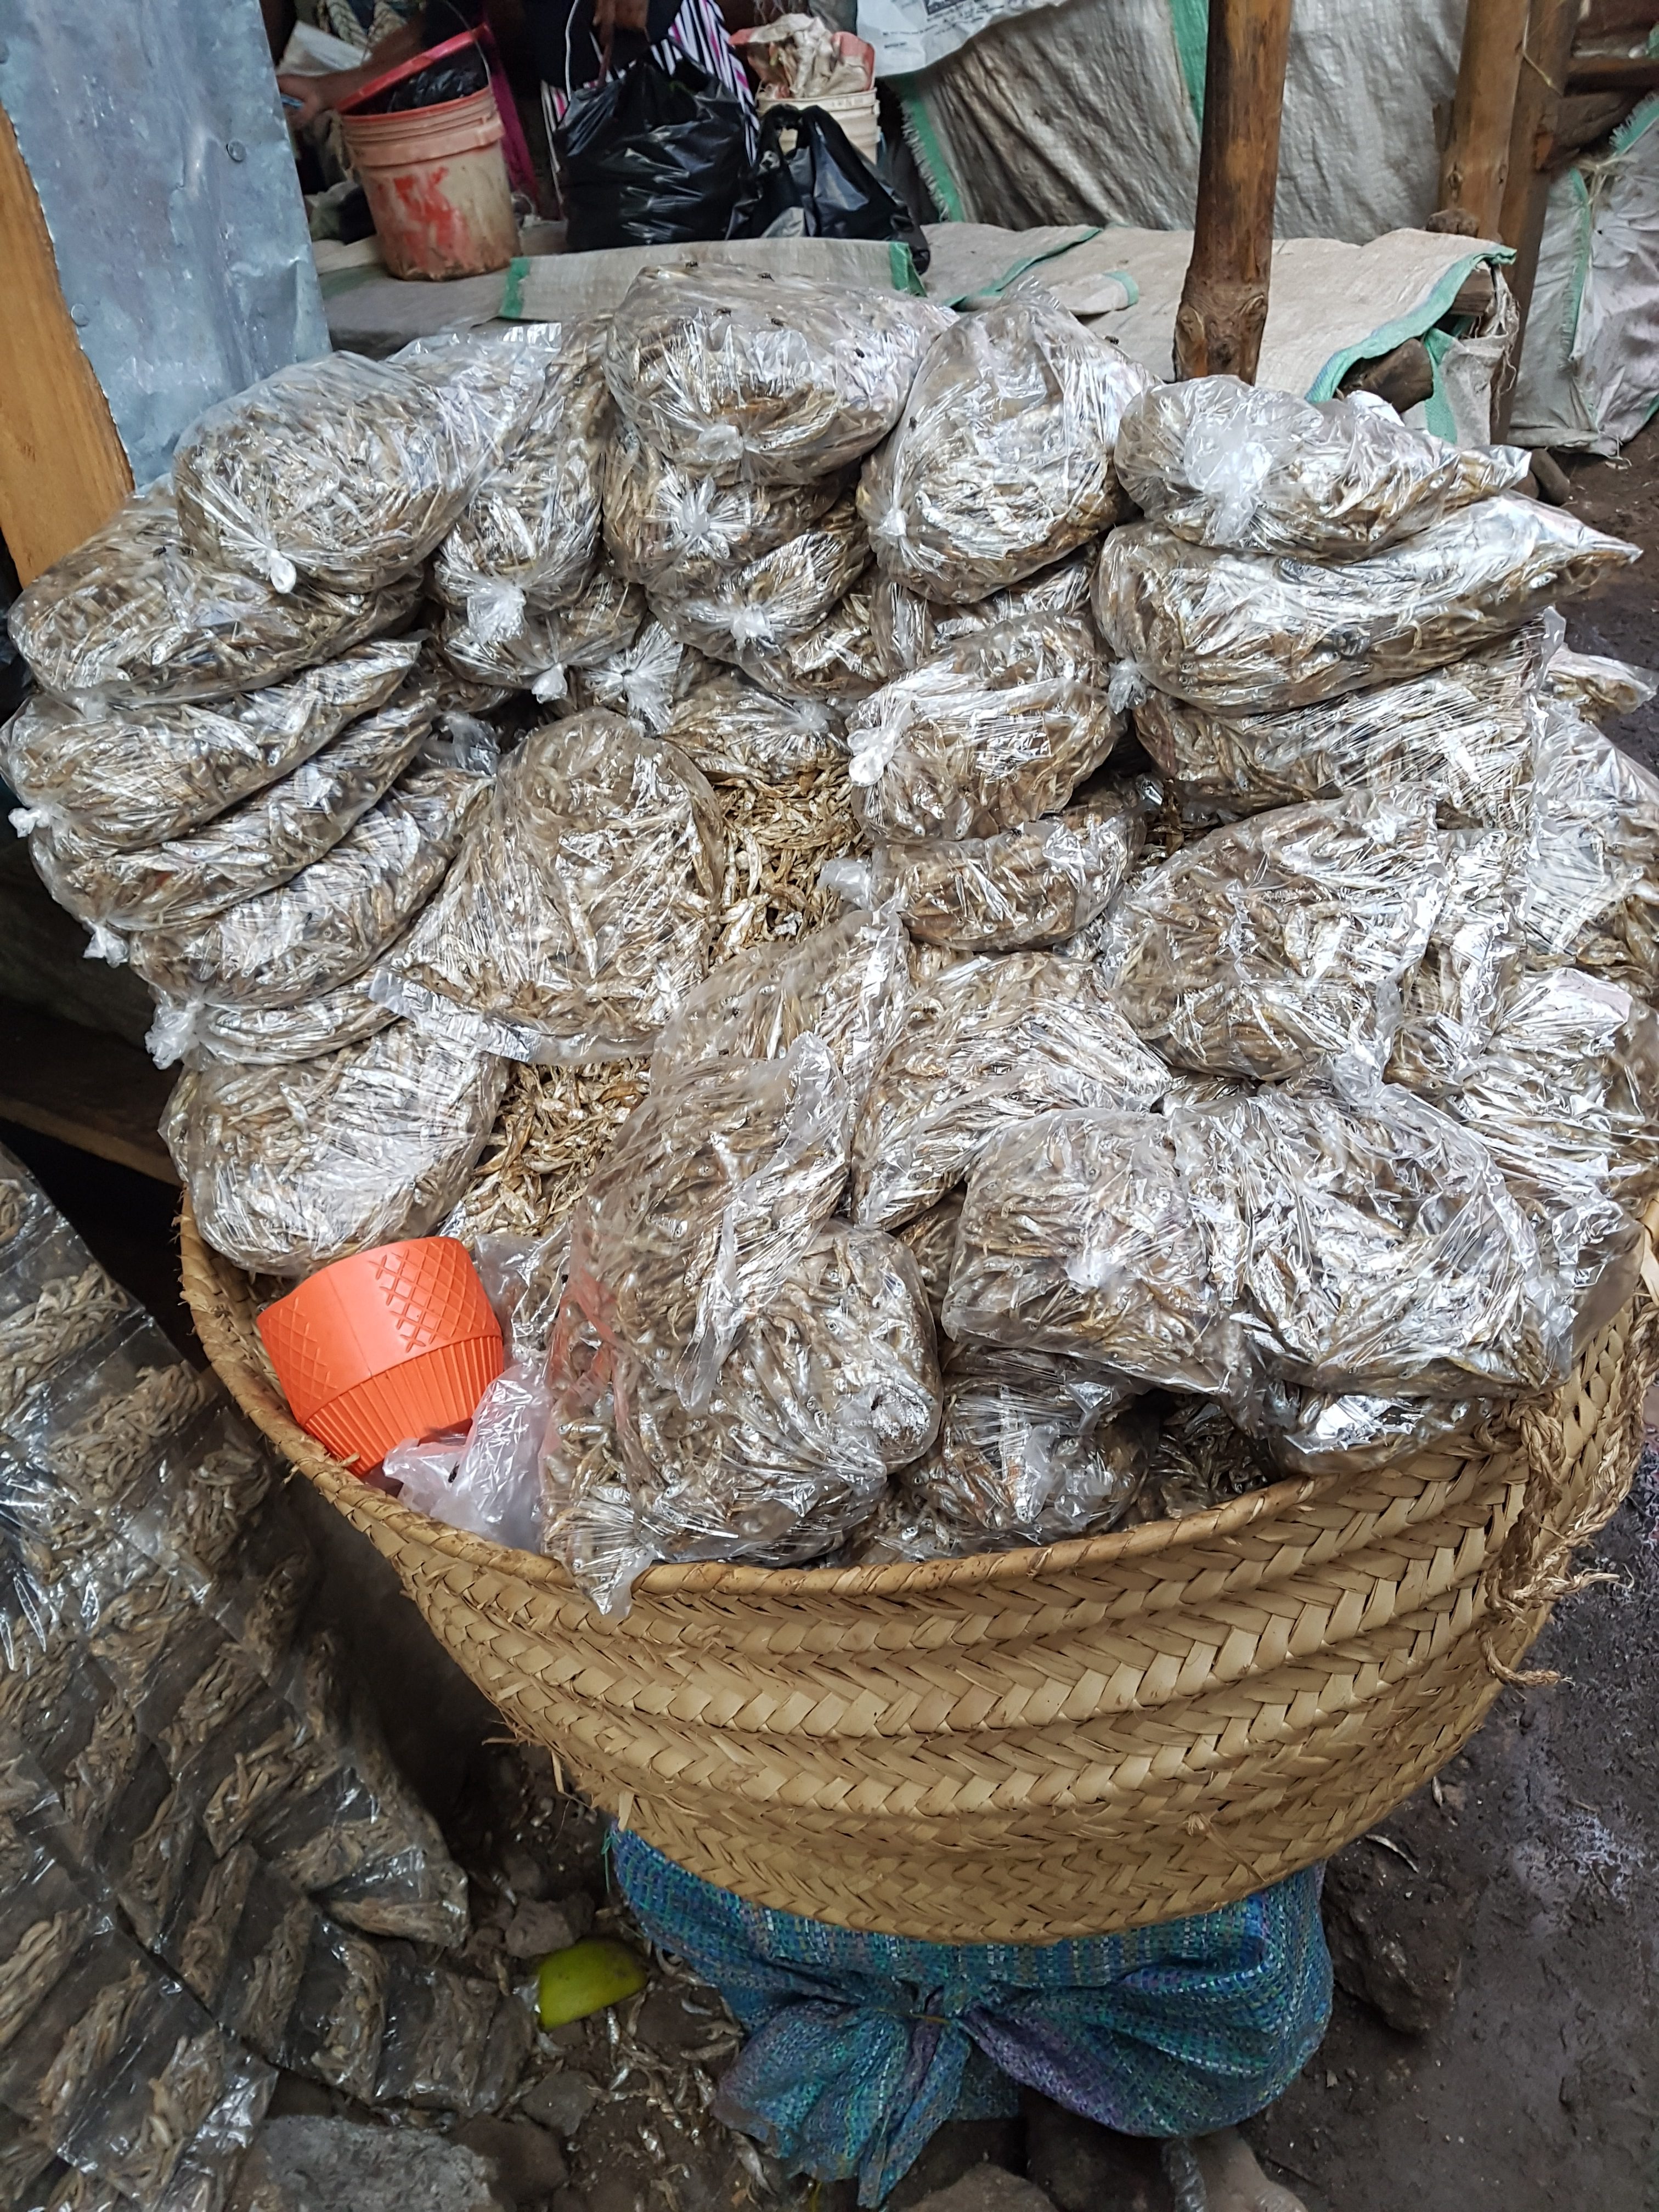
1437;0;1533;236
0;1002;176;1184
1173;0;1295;383
1565;52;1659;91
0;101;132;585
1495;0;1584;431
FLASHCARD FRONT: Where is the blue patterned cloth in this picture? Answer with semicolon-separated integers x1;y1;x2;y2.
612;1830;1331;2206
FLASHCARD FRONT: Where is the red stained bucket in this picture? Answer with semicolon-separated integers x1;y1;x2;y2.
338;46;517;282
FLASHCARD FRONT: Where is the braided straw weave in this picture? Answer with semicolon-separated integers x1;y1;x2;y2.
180;1201;1658;1942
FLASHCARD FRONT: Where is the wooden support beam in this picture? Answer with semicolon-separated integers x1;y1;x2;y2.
1436;0;1533;235
1173;0;1295;384
1565;52;1659;92
0;1003;176;1184
1498;0;1584;328
0;101;132;584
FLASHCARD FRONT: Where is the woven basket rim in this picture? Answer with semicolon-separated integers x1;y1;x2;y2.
177;1194;1432;1601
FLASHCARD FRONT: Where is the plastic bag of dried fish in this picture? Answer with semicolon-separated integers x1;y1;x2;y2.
1113;377;1530;560
1520;700;1659;992
1132;1395;1274;1519
602;416;848;592
1385;826;1523;1095
661;672;844;782
173;342;544;592
847;615;1121;842
868;548;1096;677
852;953;1171;1231
910;1346;1150;1548
1094;499;1638;713
544;1223;936;1611
378;713;723;1064
1108;794;1446;1082
650;900;912;1106
1131;626;1543;828
944;1108;1245;1396
1167;1081;1571;1400
841;790;1144;953
567;1033;851;1409
1251;1383;1493;1480
165;1020;506;1276
737;584;885;706
126;757;490;1014
26;674;438;950
860;302;1153;601
7;487;423;710
894;1190;962;1327
439;563;645;701
433;322;611;633
1;637;421;853
603;267;950;485
651;492;869;661
146;960;397;1073
1541;642;1657;722
564;619;718;733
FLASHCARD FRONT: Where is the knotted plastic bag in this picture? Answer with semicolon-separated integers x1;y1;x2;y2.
650;492;870;662
1520;699;1659;993
439;562;645;702
379;712;724;1064
860;302;1154;601
1112;376;1529;559
603;266;950;486
603;417;847;594
737;585;885;705
662;673;845;782
868;546;1096;677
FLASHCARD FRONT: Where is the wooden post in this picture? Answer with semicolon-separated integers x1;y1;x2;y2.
1498;0;1583;336
0;103;132;584
1173;0;1295;383
1436;0;1532;235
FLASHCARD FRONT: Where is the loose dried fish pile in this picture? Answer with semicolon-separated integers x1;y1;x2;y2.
381;712;724;1063
5;488;421;708
174;341;543;592
860;301;1154;600
1113;377;1531;559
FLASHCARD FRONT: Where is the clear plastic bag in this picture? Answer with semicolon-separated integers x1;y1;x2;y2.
847;614;1121;841
943;1108;1245;1397
1093;498;1638;712
650;901;913;1107
25;674;438;944
1;637;422;853
545;1223;936;1612
1107;794;1446;1082
173;342;544;593
911;1345;1150;1547
384;1358;549;1551
146;961;396;1072
859;302;1154;601
1541;642;1657;722
602;416;847;592
433;322;612;627
1253;1383;1492;1480
855;791;1144;953
566;619;719;734
894;1189;962;1327
5;487;424;710
1136;1395;1274;1519
126;758;490;1013
662;672;845;781
1386;827;1523;1095
1167;1081;1570;1401
868;547;1096;676
1520;700;1659;992
566;1032;851;1409
603;267;951;485
851;952;1171;1231
650;492;869;661
165;1020;507;1276
377;712;724;1064
438;562;646;701
736;584;884;705
1112;376;1530;560
1131;627;1543;828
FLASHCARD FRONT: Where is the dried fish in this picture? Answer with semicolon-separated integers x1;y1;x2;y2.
1113;376;1530;558
651;494;869;662
860;302;1152;600
148;962;397;1071
737;584;885;705
1094;500;1638;712
439;563;646;701
1108;793;1446;1082
1521;699;1659;992
1541;641;1657;722
1386;827;1523;1095
166;1021;507;1276
1135;1395;1274;1519
1253;1383;1491;1480
868;546;1096;676
847;616;1120;842
381;713;724;1064
448;1059;651;1245
603;416;846;592
894;1189;963;1328
852;953;1170;1231
663;674;844;783
0;1256;135;1426
7;487;423;708
174;341;544;592
603;267;950;484
566;620;720;733
281;1922;388;2102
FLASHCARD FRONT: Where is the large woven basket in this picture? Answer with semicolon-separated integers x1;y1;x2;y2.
182;1201;1657;1944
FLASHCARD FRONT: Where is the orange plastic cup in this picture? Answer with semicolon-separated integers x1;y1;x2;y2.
258;1237;504;1475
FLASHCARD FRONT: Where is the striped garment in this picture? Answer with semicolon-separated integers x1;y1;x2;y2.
540;0;759;156
613;1827;1331;2207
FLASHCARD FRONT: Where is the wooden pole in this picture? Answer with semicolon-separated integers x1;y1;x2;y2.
1436;0;1532;235
0;104;132;583
1494;0;1582;431
1173;0;1295;383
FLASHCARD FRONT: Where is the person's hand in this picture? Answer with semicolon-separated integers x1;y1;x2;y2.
591;0;651;43
277;66;372;126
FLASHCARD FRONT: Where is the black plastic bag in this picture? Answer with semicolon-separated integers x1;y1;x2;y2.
556;57;748;253
354;42;490;115
729;104;929;273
